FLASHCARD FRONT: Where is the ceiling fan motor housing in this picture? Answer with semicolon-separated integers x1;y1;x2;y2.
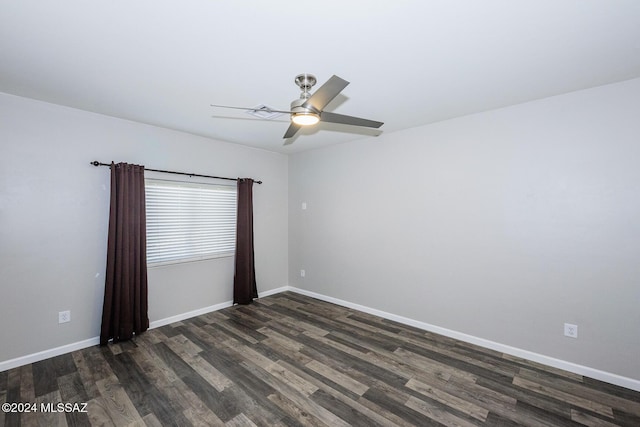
290;98;318;114
290;98;320;125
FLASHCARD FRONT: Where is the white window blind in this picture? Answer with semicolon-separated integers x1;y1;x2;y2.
145;179;237;265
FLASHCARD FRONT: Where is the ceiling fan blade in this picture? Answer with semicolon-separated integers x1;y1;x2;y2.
283;122;301;139
211;104;292;114
302;75;349;112
320;111;384;128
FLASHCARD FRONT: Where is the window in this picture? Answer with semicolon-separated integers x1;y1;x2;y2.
145;179;237;265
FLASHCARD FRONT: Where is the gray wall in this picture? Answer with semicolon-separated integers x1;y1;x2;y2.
0;93;288;363
289;78;640;381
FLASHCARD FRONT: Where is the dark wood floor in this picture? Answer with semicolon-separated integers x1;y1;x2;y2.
1;292;639;426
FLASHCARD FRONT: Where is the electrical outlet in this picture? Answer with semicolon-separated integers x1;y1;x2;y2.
564;323;578;338
300;269;306;277
59;310;71;324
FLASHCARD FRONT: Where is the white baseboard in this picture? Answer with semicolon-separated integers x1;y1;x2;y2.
0;337;101;372
148;286;290;330
3;285;639;393
258;286;290;298
149;286;290;329
0;286;286;372
149;300;234;329
287;286;640;392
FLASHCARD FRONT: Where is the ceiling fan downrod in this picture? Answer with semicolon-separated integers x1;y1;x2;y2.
294;74;317;100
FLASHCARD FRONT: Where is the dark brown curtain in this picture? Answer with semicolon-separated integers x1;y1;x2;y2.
100;162;149;345
233;178;258;304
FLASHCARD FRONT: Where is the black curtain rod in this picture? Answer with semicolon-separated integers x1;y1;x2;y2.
90;161;262;184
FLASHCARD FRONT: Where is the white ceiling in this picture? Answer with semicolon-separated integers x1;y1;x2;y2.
2;1;640;154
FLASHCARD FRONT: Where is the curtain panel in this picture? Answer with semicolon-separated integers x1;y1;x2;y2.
100;162;149;345
233;178;258;304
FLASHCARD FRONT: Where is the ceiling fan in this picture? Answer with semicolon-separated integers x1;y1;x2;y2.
211;74;384;143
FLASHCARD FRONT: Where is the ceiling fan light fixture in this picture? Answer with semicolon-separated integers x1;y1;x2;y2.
291;112;320;126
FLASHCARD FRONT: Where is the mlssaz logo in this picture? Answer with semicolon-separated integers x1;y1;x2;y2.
40;402;89;413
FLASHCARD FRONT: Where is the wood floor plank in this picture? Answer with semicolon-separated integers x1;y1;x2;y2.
57;371;89;403
222;318;269;343
327;331;433;381
93;377;143;426
168;334;203;357
130;344;225;426
404;395;481;427
0;390;6;427
266;305;331;336
31;358;60;398
218;383;286;427
394;347;478;383
4;368;23;427
188;356;234;392
345;313;403;334
154;343;242;423
355;394;422;427
128;338;181;385
305;360;369;396
406;377;489;421
257;327;305;352
225;412;260;427
310;388;387;427
18;365;35;402
72;347;116;400
209;321;262;345
0;371;7;392
221;339;278;370
240;305;282;326
513;375;615;418
421;349;518;391
266;362;319;397
512;400;579;427
362;385;441;426
444;375;518;410
267;392;328;427
237;360;351;427
517;367;640;417
275;359;402;427
302;331;369;362
4;291;640;426
102;349;187;424
198;345;277;401
177;322;230;353
63;406;92;427
198;346;295;426
327;330;388;354
141;412;163;427
473;375;579;426
297;332;409;389
182;406;226;427
34;390;68;427
571;409;622;427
